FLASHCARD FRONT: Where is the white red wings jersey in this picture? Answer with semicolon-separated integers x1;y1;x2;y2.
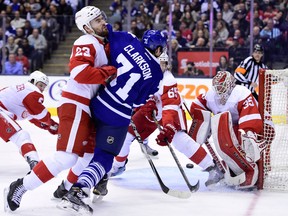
60;34;109;115
191;85;263;134
0;82;51;123
154;70;186;130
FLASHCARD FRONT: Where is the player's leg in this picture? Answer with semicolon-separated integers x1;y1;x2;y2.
5;104;89;211
0;110;39;170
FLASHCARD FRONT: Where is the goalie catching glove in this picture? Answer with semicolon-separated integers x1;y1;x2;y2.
156;124;177;146
140;97;158;122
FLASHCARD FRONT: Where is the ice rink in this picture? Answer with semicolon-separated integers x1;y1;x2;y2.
1;119;288;216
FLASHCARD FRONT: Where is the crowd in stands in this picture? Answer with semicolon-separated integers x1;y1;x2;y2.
0;0;84;75
107;0;288;76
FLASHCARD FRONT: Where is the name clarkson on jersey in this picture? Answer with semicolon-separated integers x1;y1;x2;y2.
124;45;152;80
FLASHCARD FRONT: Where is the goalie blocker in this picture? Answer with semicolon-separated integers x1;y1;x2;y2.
211;111;265;189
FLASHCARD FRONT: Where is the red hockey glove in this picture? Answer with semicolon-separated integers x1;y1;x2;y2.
100;65;117;85
156;124;177;146
48;119;59;135
140;98;157;122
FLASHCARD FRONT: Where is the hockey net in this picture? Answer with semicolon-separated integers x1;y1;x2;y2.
258;69;288;191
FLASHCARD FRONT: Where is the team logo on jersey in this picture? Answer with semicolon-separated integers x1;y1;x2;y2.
21;111;29;119
107;136;114;144
6;127;12;133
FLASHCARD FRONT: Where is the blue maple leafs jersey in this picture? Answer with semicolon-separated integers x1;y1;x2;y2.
90;24;163;126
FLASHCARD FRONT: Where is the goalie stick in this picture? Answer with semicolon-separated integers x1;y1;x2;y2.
130;120;191;199
152;112;200;193
182;100;246;186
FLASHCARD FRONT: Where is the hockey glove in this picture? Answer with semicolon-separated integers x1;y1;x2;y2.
156;124;177;146
140;98;157;122
48;119;59;135
100;65;117;85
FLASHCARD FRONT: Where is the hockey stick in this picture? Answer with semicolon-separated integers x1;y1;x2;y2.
130;120;191;199
183;100;246;186
152;112;200;193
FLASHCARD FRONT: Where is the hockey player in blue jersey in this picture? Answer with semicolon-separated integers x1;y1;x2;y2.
56;21;167;215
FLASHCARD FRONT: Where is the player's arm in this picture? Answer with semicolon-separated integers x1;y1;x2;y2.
69;44;117;84
23;92;58;134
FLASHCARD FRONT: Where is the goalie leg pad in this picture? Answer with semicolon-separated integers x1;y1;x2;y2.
211;112;258;187
188;108;211;144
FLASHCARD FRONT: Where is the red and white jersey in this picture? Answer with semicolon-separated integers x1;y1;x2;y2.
0;82;51;123
191;85;263;134
154;70;186;130
60;34;109;115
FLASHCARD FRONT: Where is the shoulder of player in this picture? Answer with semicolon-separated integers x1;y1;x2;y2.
74;35;100;46
231;85;252;100
162;70;177;85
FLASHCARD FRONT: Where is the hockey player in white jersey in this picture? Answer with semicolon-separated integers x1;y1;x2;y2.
0;71;58;170
189;71;275;189
4;6;117;213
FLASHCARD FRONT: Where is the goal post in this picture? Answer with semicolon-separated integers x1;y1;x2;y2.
258;68;288;191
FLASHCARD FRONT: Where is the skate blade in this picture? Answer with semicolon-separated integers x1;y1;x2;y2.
91;194;104;203
57;199;93;216
3;187;11;212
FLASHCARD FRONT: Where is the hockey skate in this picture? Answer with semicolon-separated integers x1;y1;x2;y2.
204;165;224;187
92;174;108;203
141;144;159;156
53;181;68;199
57;186;93;216
110;159;128;177
4;178;27;212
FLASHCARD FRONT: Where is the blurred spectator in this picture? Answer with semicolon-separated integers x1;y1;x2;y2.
40;19;53;59
44;10;59;50
29;0;42;14
151;3;166;25
193;20;209;40
245;26;262;47
3;53;24;75
179;21;193;42
216;55;233;75
5;36;18;54
171;39;180;75
15;47;29;74
235;9;249;37
58;0;74;34
222;2;234;25
5;17;16;37
23;20;33;38
109;0;122;15
10;10;26;29
130;19;144;39
206;29;225;48
14;27;25;46
30;12;43;29
180;10;195;30
226;29;245;47
188;29;207;48
183;61;204;76
113;21;122;31
18;38;34;58
175;30;188;48
215;20;229;44
28;28;47;71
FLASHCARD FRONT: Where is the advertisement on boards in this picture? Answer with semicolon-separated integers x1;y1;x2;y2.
0;76;213;116
177;51;229;76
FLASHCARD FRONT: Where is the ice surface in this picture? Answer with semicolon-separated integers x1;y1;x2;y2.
1;120;288;216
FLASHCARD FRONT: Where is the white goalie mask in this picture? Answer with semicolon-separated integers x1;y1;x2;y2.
212;71;236;105
28;70;49;86
75;6;107;34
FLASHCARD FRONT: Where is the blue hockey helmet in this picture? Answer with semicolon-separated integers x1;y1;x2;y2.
141;30;167;52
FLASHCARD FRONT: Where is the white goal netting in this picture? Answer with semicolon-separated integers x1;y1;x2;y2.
261;69;288;191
